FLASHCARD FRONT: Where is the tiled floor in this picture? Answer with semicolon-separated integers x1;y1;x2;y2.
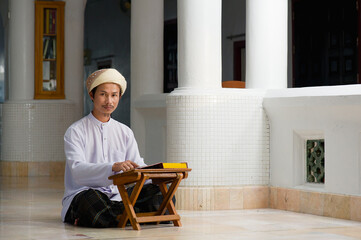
2;177;361;240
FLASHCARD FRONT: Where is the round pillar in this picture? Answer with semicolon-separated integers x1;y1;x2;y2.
64;0;87;120
130;0;164;157
9;0;34;100
131;0;163;99
246;0;288;89
177;0;222;89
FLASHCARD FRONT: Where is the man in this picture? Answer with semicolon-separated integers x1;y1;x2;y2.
61;68;161;227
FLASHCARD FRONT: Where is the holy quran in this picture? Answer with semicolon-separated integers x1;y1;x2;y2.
139;162;188;169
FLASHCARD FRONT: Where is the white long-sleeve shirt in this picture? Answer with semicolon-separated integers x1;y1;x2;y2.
61;113;146;221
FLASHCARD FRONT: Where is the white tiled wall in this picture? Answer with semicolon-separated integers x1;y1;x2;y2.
167;90;270;186
1;102;75;162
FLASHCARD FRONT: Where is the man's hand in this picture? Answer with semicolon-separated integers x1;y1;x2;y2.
112;160;139;172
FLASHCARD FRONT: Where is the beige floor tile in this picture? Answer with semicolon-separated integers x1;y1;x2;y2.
285;188;300;212
350;196;361;221
38;162;51;176
50;162;65;177
229;187;243;209
2;177;361;240
0;161;11;176
243;186;269;209
214;187;230;210
276;187;287;210
269;187;277;209
28;162;39;176
324;193;351;220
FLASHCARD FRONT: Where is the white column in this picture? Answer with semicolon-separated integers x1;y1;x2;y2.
8;0;34;100
64;0;87;120
131;0;164;157
246;0;288;89
177;0;222;89
131;0;163;99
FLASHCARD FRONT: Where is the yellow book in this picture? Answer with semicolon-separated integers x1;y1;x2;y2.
140;162;188;169
162;162;188;168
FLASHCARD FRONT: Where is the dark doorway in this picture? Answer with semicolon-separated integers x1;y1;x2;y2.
97;59;112;69
0;11;5;102
164;19;177;93
233;40;245;82
293;0;360;87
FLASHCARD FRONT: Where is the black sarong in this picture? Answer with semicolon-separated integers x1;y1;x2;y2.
64;184;167;228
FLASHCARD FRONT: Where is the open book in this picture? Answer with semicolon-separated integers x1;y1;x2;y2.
139;162;188;169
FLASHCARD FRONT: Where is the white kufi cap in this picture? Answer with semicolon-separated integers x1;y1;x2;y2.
86;68;127;96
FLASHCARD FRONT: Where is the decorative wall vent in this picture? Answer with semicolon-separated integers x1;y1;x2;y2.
306;139;325;183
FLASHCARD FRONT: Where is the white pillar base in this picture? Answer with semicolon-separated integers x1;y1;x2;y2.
0;102;76;176
167;88;270;187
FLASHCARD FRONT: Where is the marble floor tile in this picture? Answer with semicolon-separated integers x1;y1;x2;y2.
1;177;361;240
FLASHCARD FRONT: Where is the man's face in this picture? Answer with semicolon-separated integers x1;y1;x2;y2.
90;83;121;117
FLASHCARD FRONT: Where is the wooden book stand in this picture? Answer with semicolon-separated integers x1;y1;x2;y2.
109;168;191;230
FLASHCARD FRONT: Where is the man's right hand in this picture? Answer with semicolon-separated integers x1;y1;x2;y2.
112;160;139;172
